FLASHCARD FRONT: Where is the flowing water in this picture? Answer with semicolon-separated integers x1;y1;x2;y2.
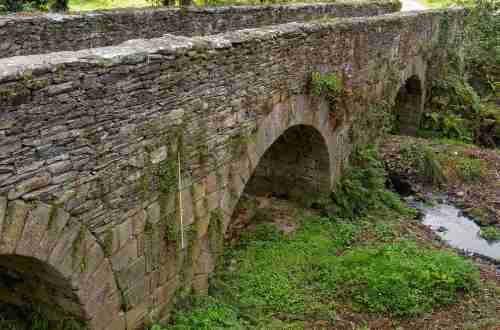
415;201;500;261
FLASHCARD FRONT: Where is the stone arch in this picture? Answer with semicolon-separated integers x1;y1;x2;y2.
394;74;425;136
0;199;124;330
220;93;351;233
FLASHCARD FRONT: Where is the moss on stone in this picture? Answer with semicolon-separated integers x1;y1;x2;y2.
72;226;88;273
47;202;62;231
208;208;224;258
103;228;114;256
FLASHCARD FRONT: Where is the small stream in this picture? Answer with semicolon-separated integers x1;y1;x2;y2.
410;199;500;261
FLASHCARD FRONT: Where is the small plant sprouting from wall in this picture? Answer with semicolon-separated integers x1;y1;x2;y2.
311;71;343;103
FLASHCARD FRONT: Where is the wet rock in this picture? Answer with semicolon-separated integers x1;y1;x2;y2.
437;226;448;233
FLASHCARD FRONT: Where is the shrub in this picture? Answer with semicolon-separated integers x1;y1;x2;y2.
327;146;403;219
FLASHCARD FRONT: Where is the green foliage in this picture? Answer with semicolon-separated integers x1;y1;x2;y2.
334;241;480;316
0;0;67;12
399;142;446;184
429;74;481;115
460;0;500;88
479;226;500;242
327;145;403;219
311;71;343;102
421;112;473;143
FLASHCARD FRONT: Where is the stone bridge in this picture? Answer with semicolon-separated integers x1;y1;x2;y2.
0;3;464;329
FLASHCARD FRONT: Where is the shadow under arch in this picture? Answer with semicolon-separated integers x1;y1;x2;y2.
243;124;331;201
0;254;87;329
394;75;424;136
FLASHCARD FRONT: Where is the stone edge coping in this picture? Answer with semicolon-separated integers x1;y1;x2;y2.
0;8;463;84
0;0;398;24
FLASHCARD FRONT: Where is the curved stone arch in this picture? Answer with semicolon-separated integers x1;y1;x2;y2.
393;56;427;135
221;93;349;232
0;199;123;330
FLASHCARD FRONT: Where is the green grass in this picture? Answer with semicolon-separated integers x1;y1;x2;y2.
156;213;479;329
69;0;149;11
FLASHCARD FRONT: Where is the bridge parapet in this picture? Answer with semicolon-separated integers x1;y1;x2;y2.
0;8;465;329
0;0;400;58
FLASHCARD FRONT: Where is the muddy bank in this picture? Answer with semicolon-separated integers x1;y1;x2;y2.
382;135;500;227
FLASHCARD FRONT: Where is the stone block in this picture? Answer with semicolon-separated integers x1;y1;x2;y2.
47;223;81;277
111;238;138;272
192;273;209;294
0;199;29;254
110;219;133;254
123;279;147;310
0;196;6;234
39;206;70;256
16;203;51;258
117;256;146;291
147;201;161;224
125;301;148;330
150;146;167;164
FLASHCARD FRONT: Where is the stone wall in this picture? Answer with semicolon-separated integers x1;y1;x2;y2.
0;8;465;329
0;1;400;58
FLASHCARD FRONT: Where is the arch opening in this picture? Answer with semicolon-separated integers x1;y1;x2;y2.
228;125;331;239
0;254;87;329
245;124;331;199
394;75;423;136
